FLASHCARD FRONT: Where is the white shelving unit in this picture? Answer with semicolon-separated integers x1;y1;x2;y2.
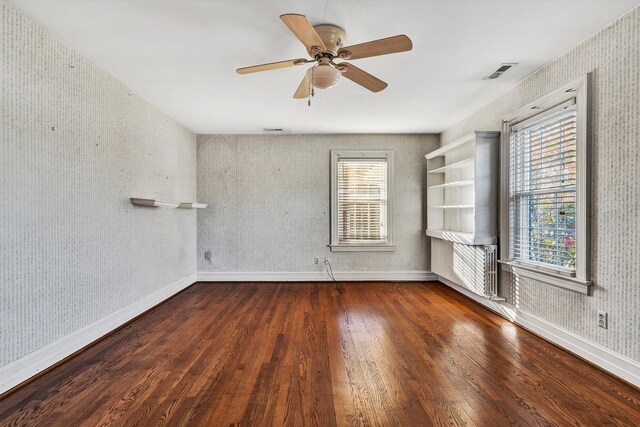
425;131;499;245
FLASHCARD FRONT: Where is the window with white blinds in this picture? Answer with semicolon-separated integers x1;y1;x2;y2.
337;159;388;244
330;150;394;251
509;101;578;272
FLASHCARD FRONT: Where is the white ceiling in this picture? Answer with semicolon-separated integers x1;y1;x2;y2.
8;0;640;134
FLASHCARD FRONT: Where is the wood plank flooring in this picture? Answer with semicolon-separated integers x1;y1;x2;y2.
1;281;640;426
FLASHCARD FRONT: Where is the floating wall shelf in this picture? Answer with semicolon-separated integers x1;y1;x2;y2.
130;198;207;209
131;198;180;208
178;202;208;209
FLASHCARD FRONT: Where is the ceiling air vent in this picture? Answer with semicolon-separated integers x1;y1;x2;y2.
263;128;284;132
483;63;517;80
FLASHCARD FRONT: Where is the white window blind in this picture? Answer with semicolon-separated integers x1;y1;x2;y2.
509;101;577;272
337;158;388;244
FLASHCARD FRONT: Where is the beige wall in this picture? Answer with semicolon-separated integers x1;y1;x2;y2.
0;2;197;367
196;134;439;274
440;7;640;361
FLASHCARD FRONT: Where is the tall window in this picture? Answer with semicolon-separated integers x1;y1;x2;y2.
509;101;577;271
502;75;590;294
330;150;395;251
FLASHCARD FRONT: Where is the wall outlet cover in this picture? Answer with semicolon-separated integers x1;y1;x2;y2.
597;311;608;329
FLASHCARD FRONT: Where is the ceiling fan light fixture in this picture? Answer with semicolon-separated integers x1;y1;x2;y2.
237;14;413;98
311;64;341;89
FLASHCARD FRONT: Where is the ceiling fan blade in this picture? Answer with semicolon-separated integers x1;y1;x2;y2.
280;14;327;54
340;63;388;92
293;71;311;99
236;58;308;75
337;35;412;60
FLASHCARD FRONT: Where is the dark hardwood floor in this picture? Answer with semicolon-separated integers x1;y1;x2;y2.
1;282;640;426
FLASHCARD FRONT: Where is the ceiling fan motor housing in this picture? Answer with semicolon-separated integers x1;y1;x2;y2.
312;24;346;57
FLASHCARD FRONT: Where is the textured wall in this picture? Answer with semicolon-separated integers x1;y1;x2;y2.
0;3;197;367
440;7;640;361
197;134;438;273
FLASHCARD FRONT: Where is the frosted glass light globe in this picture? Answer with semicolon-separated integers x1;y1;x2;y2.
311;64;341;89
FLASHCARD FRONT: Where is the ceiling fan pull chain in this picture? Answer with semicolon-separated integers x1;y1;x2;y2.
308;85;314;107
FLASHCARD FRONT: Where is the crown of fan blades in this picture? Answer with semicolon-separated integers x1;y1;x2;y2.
236;13;410;96
337;35;412;60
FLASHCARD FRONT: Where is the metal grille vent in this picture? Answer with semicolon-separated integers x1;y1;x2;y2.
483;63;517;80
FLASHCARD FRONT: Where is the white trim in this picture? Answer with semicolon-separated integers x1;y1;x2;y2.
503;75;587;124
438;276;516;318
501;261;592;295
511;99;576;131
575;74;591;281
197;271;438;282
438;276;640;388
330;149;395;250
0;273;198;395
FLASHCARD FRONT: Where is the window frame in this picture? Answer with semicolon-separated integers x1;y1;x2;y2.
330;149;395;252
500;75;592;294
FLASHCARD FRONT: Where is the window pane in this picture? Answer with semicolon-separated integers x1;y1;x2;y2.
512;193;576;269
337;159;388;243
509;104;577;271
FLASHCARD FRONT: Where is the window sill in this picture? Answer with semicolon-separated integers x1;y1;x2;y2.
499;260;592;295
330;244;396;252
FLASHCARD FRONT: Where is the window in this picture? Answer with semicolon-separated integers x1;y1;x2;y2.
502;75;591;294
510;101;577;271
330;150;394;251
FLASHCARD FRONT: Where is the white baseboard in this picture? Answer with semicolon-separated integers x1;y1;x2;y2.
197;270;439;282
438;276;640;389
0;273;198;395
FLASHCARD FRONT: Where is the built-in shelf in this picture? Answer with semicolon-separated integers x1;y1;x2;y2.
130;198;207;209
427;158;474;174
425;135;475;159
428;179;475;189
424;131;499;245
425;229;496;245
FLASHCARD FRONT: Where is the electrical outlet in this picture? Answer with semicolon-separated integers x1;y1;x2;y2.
597;311;608;329
324;257;330;265
314;257;319;265
204;250;211;261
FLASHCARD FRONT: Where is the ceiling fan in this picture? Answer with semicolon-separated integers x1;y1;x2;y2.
236;14;413;99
